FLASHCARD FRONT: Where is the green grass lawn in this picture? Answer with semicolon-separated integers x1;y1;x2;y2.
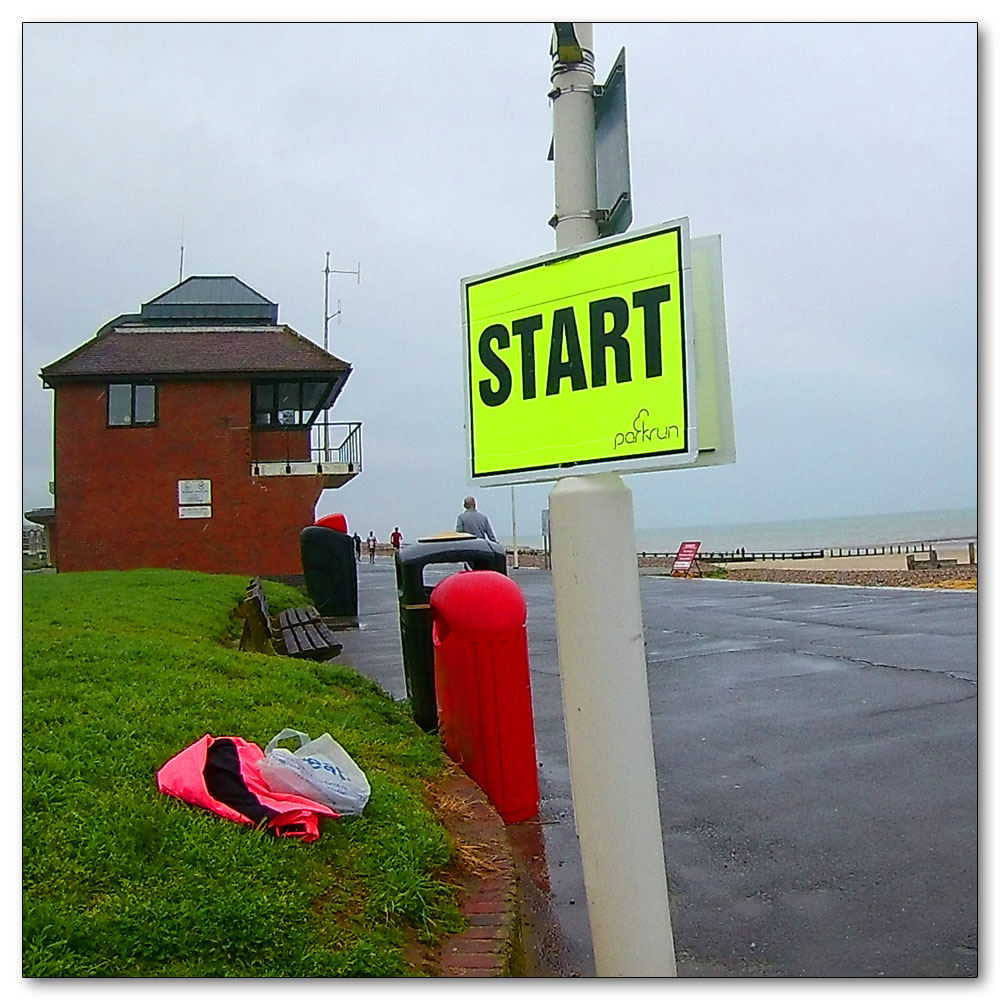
22;569;465;977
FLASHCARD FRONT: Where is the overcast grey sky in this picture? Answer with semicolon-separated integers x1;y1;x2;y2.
20;20;978;544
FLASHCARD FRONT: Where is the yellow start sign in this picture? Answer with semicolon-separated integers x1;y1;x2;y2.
462;218;697;485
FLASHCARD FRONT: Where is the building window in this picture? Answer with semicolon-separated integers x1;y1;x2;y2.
252;380;334;428
108;382;157;426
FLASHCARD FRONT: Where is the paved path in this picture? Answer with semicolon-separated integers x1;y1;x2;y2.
339;559;978;978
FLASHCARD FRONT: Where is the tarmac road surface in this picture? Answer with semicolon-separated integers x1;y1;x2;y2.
338;559;978;978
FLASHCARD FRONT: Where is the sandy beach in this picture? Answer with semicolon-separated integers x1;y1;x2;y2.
696;544;977;589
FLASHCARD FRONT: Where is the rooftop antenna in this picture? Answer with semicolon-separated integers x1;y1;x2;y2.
178;216;185;284
320;252;361;462
323;252;361;353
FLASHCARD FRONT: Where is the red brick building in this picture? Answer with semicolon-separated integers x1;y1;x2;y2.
37;276;361;576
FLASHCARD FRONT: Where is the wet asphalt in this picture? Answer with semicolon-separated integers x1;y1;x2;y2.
335;557;978;979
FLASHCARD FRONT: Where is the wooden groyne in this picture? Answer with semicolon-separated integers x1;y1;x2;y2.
635;548;824;563
471;538;978;571
636;540;976;564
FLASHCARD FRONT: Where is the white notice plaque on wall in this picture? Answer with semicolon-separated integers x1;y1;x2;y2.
179;505;212;519
178;479;212;505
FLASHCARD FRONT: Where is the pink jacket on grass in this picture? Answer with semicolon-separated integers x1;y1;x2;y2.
156;734;339;842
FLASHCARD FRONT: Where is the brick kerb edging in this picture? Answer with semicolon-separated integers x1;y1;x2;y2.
433;771;522;978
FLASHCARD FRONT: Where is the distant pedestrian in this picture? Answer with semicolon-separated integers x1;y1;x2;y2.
390;526;402;551
456;496;497;542
353;532;362;561
367;531;377;563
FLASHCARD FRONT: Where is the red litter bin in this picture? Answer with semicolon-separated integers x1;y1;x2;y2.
430;571;539;823
315;512;348;533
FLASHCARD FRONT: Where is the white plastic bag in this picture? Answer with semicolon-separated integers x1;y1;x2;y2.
256;728;371;817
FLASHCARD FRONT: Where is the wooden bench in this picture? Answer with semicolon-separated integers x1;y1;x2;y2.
237;578;343;661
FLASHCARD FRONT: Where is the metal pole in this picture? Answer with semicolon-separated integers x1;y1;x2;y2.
178;215;185;284
323;253;331;353
320;254;359;463
547;22;676;977
511;485;519;569
550;24;599;251
322;253;331;461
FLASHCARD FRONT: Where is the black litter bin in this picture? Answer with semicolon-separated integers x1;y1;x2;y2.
300;524;359;624
395;534;507;731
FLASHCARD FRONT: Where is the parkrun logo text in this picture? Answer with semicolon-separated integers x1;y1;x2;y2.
614;408;680;450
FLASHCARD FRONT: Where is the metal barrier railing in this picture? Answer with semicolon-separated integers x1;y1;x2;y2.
310;420;362;472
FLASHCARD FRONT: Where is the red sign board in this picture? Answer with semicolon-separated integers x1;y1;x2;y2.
671;541;701;576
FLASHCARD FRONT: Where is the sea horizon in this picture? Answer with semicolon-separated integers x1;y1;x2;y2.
502;505;977;554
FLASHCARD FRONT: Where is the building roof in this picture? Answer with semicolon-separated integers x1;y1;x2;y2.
24;508;56;525
40;276;352;386
41;325;351;384
140;276;278;325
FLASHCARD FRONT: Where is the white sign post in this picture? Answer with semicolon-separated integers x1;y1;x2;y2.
460;24;735;976
547;24;675;977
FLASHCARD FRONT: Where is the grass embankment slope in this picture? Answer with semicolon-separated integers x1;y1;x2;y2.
22;569;465;977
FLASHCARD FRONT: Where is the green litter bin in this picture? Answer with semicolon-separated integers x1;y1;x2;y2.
395;534;507;731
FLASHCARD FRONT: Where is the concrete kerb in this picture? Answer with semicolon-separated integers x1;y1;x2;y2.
431;770;523;977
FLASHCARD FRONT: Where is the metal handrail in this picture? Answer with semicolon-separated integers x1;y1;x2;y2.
310;420;362;472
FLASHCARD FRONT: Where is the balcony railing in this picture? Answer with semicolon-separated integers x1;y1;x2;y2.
251;420;362;489
313;420;362;471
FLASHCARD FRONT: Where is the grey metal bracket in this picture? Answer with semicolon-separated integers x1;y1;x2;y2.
547;209;608;230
